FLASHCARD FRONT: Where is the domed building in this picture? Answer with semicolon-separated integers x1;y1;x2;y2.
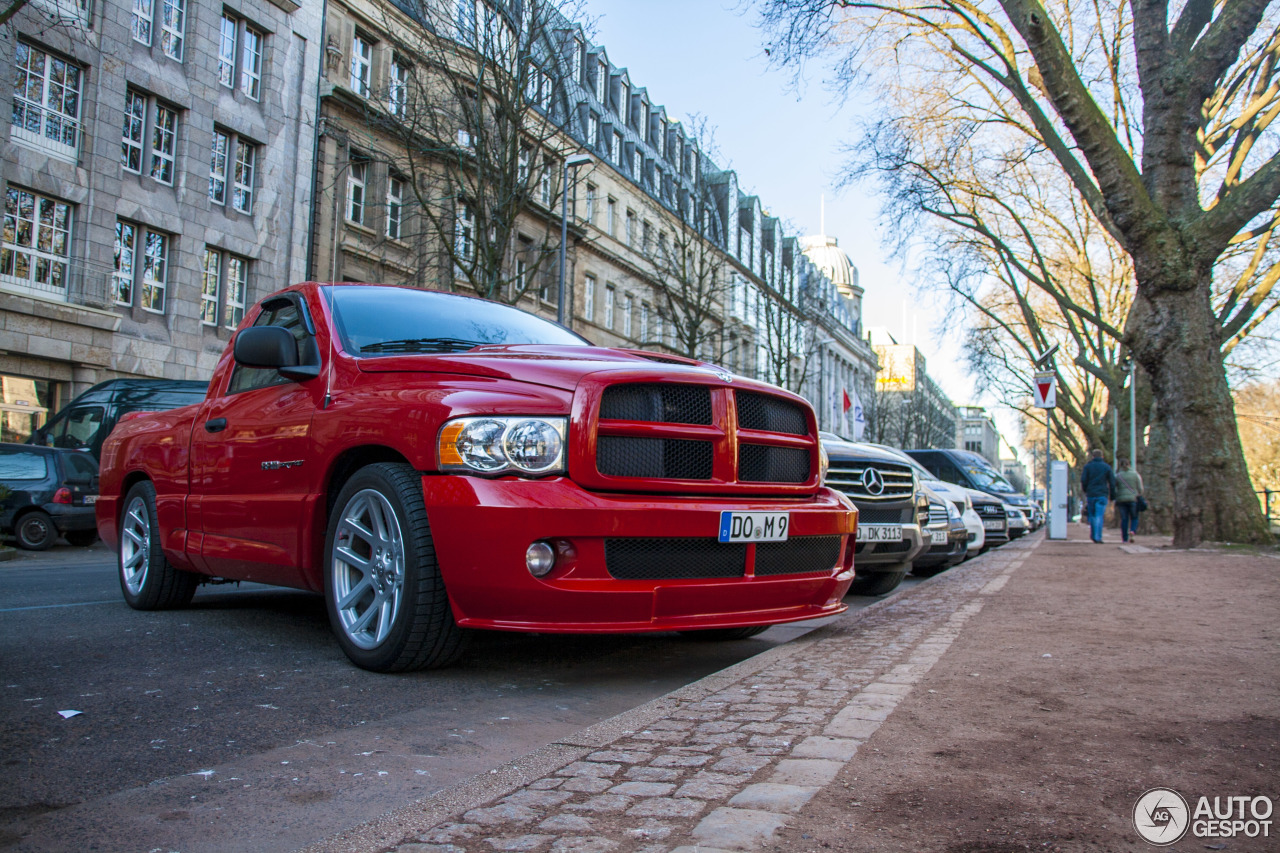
799;234;863;302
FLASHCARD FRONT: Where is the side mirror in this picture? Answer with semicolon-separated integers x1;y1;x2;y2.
234;326;298;369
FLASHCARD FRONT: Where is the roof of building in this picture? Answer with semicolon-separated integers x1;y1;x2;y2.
799;235;862;299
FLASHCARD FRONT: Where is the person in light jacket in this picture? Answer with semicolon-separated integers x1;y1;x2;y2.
1114;458;1144;543
1080;449;1115;543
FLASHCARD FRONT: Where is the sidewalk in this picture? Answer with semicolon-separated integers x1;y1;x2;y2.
301;528;1279;853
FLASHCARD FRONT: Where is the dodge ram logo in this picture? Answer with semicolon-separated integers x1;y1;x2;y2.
861;467;885;496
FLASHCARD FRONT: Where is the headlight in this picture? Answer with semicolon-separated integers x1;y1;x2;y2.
819;443;830;486
964;495;972;511
438;416;567;476
947;502;962;521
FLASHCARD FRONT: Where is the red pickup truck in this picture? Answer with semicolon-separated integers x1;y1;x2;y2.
97;284;857;671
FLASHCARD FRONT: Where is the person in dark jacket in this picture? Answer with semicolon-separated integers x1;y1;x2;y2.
1080;449;1115;543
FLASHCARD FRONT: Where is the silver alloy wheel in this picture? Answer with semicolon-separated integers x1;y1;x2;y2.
120;495;150;595
331;488;405;650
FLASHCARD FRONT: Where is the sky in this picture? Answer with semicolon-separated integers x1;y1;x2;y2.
573;0;1015;449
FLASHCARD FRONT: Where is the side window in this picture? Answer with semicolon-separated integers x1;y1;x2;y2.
52;407;105;449
227;299;313;394
935;456;964;486
63;452;98;480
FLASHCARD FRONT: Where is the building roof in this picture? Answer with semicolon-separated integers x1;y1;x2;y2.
800;235;862;300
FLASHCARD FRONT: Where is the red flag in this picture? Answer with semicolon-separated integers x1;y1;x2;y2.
842;389;852;413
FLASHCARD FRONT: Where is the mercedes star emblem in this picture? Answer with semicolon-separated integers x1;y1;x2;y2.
861;467;886;496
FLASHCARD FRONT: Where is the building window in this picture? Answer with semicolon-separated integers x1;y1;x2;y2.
572;37;584;83
455;201;475;260
583;273;595;321
640;302;649;342
642;220;651;252
606;197;616;236
604;284;615;330
387;175;404;239
350;33;372;97
654;311;664;348
218;14;237;87
539;156;552;206
150;103;177;184
121;89;146;173
389;56;408;115
132;0;153;45
518;145;531;184
595;58;607;101
610;131;620;163
114;220;169;313
622;293;633;338
588;113;599;149
232;141;256;213
625;210;635;247
346;155;367;225
585;183;596;223
632;148;642;178
209;129;229;204
1;188;72;297
203;247;249;327
160;0;185;60
241;25;263;100
12;42;84;158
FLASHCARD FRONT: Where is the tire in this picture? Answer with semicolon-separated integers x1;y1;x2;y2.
324;463;467;672
848;562;908;596
119;481;198;609
910;562;949;578
65;530;98;547
15;511;56;551
678;625;771;641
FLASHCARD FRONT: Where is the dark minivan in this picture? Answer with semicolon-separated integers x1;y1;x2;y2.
0;444;99;549
905;448;1032;513
29;379;208;459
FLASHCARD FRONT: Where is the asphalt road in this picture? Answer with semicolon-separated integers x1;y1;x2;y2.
0;541;918;853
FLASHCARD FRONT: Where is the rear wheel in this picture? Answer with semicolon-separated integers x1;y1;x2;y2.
324;463;467;672
119;482;198;609
15;511;56;550
678;625;771;641
848;561;908;596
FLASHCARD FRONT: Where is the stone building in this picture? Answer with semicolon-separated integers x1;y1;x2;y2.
864;328;958;450
958;404;1003;465
0;0;321;438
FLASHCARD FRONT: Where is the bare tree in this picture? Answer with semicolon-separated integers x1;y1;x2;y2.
761;0;1280;545
360;0;588;305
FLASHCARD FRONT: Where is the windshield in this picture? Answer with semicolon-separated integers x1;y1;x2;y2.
328;286;588;357
964;464;1016;492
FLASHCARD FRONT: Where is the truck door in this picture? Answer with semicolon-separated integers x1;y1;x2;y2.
189;295;322;587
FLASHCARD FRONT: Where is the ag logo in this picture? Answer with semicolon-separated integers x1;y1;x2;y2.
1134;787;1190;845
861;467;885;496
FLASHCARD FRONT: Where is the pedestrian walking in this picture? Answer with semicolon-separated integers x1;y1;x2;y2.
1114;458;1144;542
1080;449;1115;543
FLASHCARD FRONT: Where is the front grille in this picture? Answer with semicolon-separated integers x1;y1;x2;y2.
739;444;810;483
974;502;1003;517
755;536;842;576
600;384;713;424
597;436;713;479
928;504;949;526
859;507;909;524
826;461;915;501
736;391;807;435
605;538;746;580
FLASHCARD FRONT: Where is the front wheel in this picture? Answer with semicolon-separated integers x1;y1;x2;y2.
16;511;56;550
118;481;198;609
324;463;467;672
848;561;908;596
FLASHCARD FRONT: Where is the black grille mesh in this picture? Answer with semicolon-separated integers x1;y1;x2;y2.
736;391;807;435
739;444;810;483
597;436;713;479
600;384;712;424
605;538;747;580
755;536;842;576
858;507;909;524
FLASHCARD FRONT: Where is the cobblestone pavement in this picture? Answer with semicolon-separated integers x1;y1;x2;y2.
301;535;1038;853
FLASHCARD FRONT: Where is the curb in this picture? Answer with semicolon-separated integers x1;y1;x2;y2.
297;538;1037;853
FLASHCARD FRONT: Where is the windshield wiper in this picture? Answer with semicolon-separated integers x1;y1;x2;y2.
359;337;484;354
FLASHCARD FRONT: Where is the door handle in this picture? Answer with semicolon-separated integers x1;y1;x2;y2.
204;418;227;433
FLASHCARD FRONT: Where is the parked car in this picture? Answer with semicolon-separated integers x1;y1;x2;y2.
910;486;969;577
29;378;208;459
820;434;930;595
0;443;99;550
864;443;986;558
96;284;858;672
1005;503;1029;539
906;448;1035;517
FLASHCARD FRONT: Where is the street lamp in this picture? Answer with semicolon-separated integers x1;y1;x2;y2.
557;154;593;326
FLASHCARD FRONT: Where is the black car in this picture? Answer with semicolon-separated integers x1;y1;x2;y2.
29;378;208;459
0;444;99;550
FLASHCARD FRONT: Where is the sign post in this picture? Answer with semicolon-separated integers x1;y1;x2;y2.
1033;370;1062;538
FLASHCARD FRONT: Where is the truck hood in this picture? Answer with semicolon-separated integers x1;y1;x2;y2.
353;345;736;392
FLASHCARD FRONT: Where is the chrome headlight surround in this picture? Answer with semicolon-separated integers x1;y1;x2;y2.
818;443;830;486
438;416;568;476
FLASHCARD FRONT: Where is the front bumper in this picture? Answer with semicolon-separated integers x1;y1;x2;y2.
423;476;857;632
852;524;928;570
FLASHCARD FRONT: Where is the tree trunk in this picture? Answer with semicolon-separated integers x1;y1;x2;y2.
1141;414;1174;534
1126;284;1270;546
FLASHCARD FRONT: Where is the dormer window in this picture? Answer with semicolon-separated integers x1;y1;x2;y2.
595;58;607;102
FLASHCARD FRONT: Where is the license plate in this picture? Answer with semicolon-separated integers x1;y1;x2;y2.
982;519;1004;530
856;525;902;542
82;495;98;505
930;529;949;545
718;511;789;543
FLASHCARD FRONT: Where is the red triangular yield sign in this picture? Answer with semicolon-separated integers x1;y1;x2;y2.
1037;380;1052;402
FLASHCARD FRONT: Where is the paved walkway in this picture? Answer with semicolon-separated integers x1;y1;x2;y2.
301;536;1040;853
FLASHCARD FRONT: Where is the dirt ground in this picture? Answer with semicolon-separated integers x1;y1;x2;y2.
773;531;1280;852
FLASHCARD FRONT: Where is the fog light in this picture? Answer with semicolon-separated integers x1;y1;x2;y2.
525;541;556;577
